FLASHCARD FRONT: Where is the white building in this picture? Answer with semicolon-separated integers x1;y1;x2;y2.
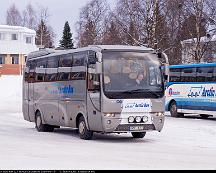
181;34;216;64
0;25;38;75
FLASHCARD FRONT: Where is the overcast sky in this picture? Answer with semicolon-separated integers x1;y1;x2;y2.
0;0;115;47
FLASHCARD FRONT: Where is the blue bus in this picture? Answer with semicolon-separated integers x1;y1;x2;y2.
165;63;216;118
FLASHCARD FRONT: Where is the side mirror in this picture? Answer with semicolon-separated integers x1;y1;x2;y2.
96;62;102;74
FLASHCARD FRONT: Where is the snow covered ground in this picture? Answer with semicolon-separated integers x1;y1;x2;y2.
0;75;216;170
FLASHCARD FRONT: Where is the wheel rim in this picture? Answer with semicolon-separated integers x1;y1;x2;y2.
36;115;41;128
79;121;85;135
171;104;177;114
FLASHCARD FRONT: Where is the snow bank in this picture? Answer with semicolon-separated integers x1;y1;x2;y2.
0;75;22;112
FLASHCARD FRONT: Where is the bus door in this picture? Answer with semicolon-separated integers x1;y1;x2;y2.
23;67;30;121
87;70;102;131
28;65;36;122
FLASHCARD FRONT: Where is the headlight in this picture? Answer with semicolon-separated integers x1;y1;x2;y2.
128;116;135;123
135;116;142;123
142;116;148;123
104;113;115;117
156;112;164;117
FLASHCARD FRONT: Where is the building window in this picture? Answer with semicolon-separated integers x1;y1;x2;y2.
11;34;18;40
12;56;19;64
26;37;32;44
0;56;5;64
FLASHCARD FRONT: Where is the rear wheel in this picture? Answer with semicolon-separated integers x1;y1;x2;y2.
131;132;146;138
170;101;184;117
35;111;54;132
78;116;93;140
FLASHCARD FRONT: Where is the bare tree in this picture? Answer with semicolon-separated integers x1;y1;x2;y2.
76;0;110;47
179;0;216;63
101;14;120;45
6;4;22;26
35;6;55;48
22;3;37;30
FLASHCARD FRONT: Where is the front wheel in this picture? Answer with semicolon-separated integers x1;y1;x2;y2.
170;102;184;117
131;132;146;138
78;116;93;140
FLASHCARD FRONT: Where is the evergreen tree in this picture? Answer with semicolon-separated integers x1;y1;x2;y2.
36;20;54;48
59;21;74;49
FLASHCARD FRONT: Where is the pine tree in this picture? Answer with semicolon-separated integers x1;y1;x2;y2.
36;20;54;48
59;21;74;49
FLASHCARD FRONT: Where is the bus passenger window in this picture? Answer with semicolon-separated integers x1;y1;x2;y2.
181;68;196;82
197;67;213;82
59;54;73;67
73;53;86;67
169;68;181;82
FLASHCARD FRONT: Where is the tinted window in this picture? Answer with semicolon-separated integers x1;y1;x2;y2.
27;60;36;70
73;52;86;66
197;67;213;82
88;51;97;65
47;57;59;68
36;59;46;68
59;54;73;67
169;68;181;82
181;68;196;82
35;59;46;82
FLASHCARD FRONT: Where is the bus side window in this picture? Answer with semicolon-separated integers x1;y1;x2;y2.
35;59;46;82
45;56;59;82
213;67;216;81
58;54;73;81
197;67;213;82
181;68;196;82
73;52;87;67
169;68;181;82
88;51;97;66
26;60;36;83
71;52;87;80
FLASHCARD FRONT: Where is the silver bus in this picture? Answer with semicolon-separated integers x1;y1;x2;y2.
23;45;168;140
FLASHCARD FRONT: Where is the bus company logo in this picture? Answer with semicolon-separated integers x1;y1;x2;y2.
188;86;203;98
188;86;216;98
202;87;216;97
168;88;180;96
48;84;74;95
125;102;151;109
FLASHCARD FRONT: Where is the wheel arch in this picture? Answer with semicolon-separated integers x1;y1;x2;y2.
76;112;90;130
35;109;46;124
168;99;176;111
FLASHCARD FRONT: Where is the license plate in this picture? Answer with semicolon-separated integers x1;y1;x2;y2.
130;126;144;131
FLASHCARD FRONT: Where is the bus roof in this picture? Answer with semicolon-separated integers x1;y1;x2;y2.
169;63;216;69
27;45;155;60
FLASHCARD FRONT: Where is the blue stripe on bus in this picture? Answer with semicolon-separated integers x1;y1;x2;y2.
166;82;216;87
166;98;216;111
168;63;216;69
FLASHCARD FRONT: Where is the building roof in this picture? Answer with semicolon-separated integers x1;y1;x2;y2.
0;25;36;34
181;35;216;44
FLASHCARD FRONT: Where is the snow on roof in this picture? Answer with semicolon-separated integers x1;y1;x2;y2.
0;25;36;34
182;35;216;44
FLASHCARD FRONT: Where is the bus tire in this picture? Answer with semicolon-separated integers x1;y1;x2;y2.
35;111;54;132
170;101;183;117
78;116;93;140
131;132;146;138
200;114;210;119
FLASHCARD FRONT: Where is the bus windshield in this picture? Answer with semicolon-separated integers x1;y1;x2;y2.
103;51;164;99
